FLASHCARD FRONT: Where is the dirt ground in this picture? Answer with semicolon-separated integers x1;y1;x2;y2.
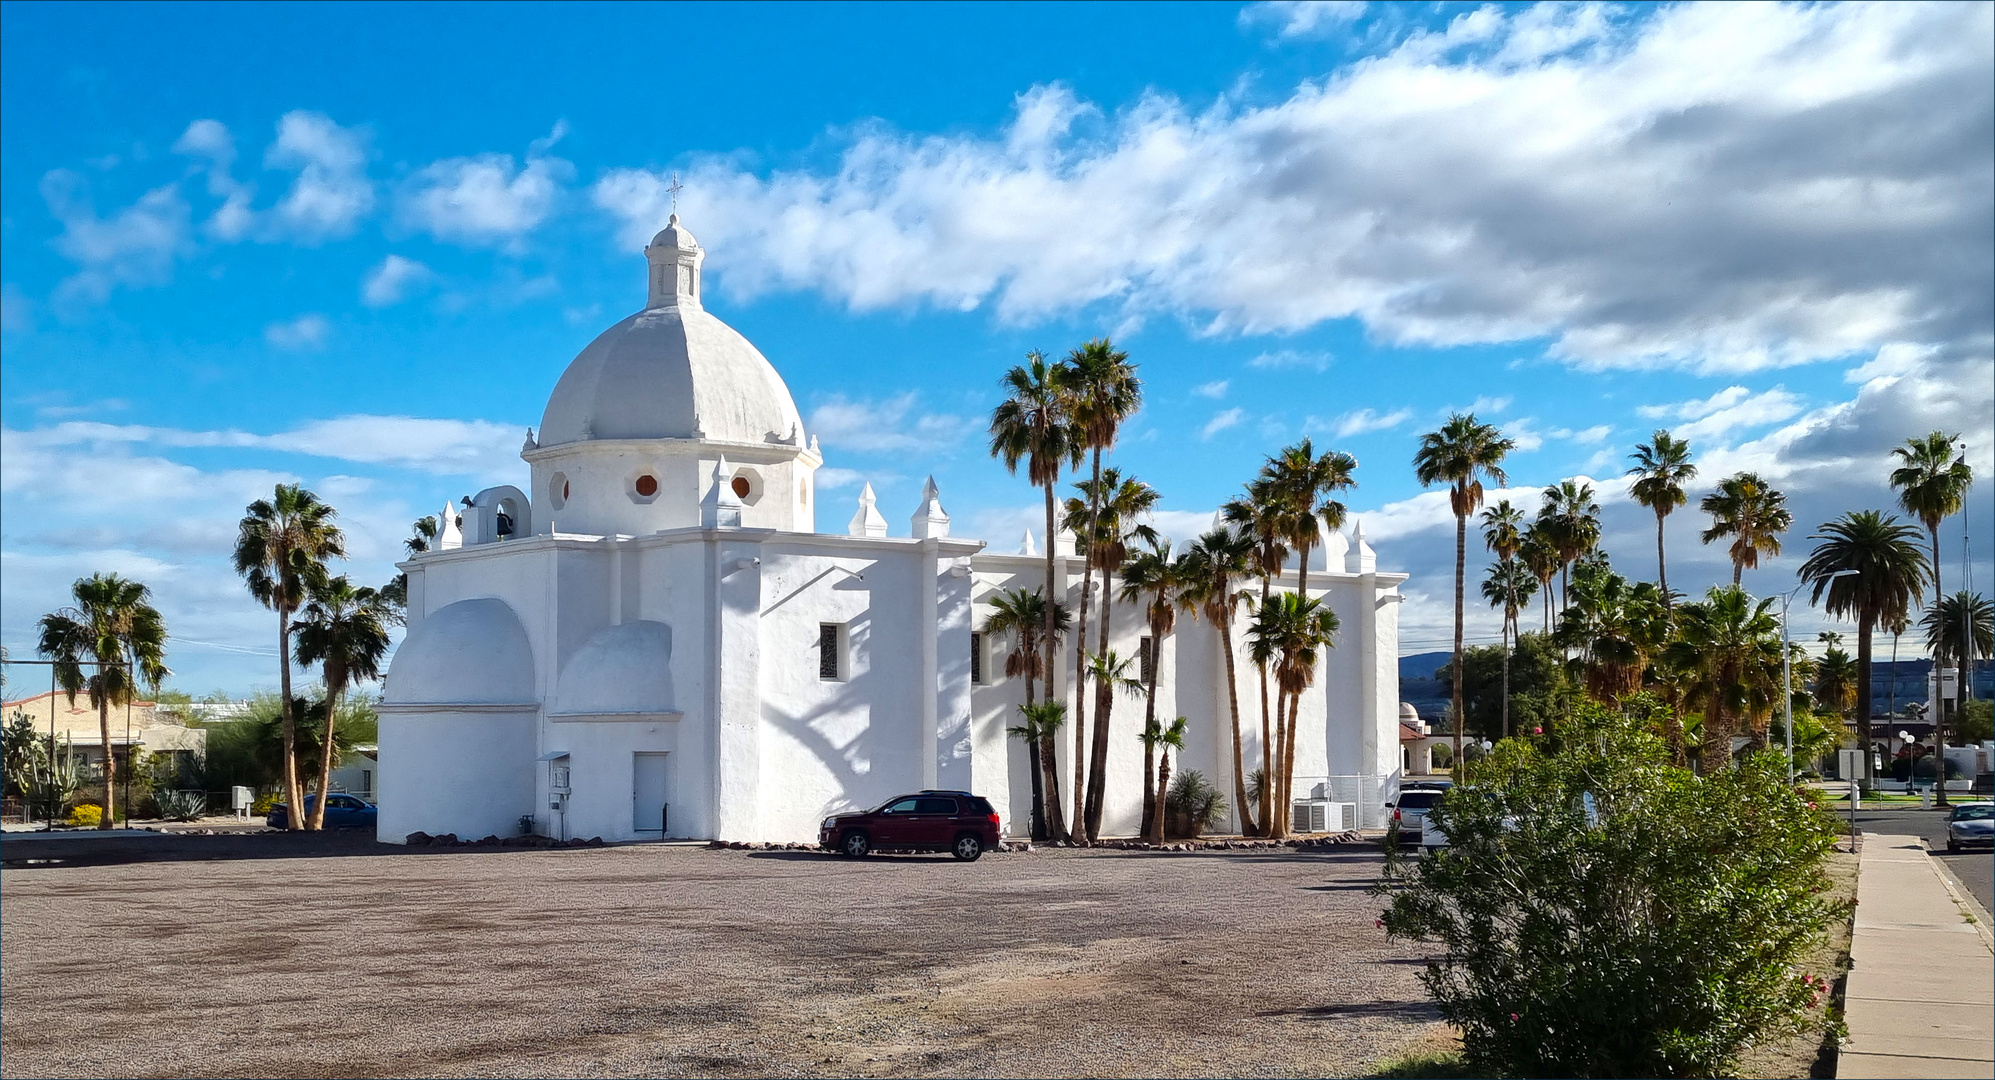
0;842;1440;1079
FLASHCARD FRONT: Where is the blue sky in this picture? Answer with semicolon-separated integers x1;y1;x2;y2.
3;1;1990;695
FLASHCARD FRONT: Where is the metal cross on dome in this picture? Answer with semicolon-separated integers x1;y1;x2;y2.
667;171;683;213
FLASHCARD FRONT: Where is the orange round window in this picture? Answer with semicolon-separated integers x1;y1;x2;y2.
731;476;751;498
634;474;658;497
562;480;570;500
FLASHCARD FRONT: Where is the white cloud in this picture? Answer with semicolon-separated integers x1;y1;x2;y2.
400;135;572;246
1637;385;1805;444
594;2;1991;373
807;393;975;454
39;171;191;304
7;416;524;480
362;255;433;307
1247;349;1333;371
264;111;373;240
172;118;255;241
1550;423;1613;445
813;467;875;493
1329;406;1413;438
1201;407;1247;440
1193;379;1230;399
264;313;330;351
1465;395;1513;416
1240;1;1368;40
1506;417;1546;453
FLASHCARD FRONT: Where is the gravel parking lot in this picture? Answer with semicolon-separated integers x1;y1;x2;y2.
0;842;1435;1079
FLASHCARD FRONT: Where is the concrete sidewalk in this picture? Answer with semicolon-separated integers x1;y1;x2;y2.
1840;834;1995;1079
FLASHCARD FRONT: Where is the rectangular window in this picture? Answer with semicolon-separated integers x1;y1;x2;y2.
1139;636;1154;684
970;632;984;684
819;623;842;680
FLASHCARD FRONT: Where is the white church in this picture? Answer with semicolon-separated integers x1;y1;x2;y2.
378;216;1409;845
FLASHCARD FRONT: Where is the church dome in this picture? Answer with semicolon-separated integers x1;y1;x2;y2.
383;598;536;705
537;215;804;449
551;620;677;716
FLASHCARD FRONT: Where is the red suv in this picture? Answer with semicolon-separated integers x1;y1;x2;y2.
820;790;1001;861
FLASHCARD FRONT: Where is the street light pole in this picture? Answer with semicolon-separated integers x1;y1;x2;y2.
1785;569;1861;788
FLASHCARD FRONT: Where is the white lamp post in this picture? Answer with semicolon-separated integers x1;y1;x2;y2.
1898;729;1916;794
1783;569;1858;786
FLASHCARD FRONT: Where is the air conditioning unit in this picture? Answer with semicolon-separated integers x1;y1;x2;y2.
1292;800;1358;833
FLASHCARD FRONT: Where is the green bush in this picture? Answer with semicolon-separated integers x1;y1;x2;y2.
1378;695;1840;1079
1165;769;1227;838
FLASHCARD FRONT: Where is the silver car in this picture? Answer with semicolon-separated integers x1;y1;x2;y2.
1945;802;1993;853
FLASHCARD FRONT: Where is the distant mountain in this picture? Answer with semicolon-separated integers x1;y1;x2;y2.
1399;651;1452;722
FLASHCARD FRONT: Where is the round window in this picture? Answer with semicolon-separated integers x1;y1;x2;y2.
548;472;569;510
634;474;658;497
731;476;751;498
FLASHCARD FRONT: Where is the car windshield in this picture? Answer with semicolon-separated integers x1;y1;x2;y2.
1952;804;1994;821
1397;791;1443;809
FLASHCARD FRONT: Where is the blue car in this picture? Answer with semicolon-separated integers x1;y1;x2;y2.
266;793;377;830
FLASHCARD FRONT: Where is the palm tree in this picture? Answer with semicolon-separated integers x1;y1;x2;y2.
1700;473;1793;585
1060;338;1141;843
1885;611;1910;721
1177;527;1257;836
1813;647;1859;728
1247;591;1339;837
1891;430;1975;774
985;588;1070;840
1120;538;1181;837
1413;413;1515;767
234;483;345;829
1222;481;1290;834
379;514;440;620
1536;480;1602;613
1138;716;1189;843
1067;468;1158;839
1520;527;1560;635
1005;702;1067;844
1922;591;1994;802
1554;564;1667;706
1261;439;1358;599
1626;430;1697;605
1797;510;1928;787
291;576;391;830
990;351;1079;841
1480;560;1537;737
36;574;169;828
1663;586;1783;772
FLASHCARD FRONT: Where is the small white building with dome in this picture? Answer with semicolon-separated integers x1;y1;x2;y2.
378;216;1409;845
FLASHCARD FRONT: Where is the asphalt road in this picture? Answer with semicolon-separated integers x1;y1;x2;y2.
1848;806;1994;913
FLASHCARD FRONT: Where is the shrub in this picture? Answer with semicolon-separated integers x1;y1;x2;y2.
250;793;281;816
1377;695;1840;1079
153;789;208;821
1165;769;1227;838
68;803;105;827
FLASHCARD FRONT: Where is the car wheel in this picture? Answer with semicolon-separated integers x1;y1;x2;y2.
952;834;982;861
841;831;871;858
1948;838;1959;853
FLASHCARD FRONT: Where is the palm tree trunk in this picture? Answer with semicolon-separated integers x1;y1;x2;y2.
1072;449;1102;844
1930;527;1949;808
278;608;304;831
1139;616;1161;841
309;685;343;830
1856;610;1877;789
1220;615;1257;836
1542;581;1552;635
1282;686;1302;835
96;682;115;829
1256;577;1273;836
1655;508;1670;607
1022;635;1047;842
1500;614;1511;739
1732;560;1743;587
1153;749;1171;842
1700;684;1731;774
1085;574;1115;839
1451;506;1467;769
1040;481;1067;843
